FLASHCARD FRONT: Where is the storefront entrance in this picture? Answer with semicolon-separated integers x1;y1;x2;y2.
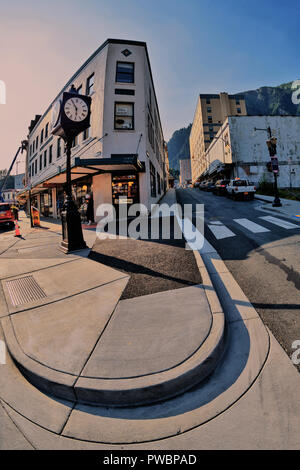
40;190;53;217
112;173;139;215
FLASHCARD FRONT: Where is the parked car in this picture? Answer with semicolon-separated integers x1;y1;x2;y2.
203;181;216;192
0;203;15;229
213;179;230;196
226;179;256;200
199;181;208;190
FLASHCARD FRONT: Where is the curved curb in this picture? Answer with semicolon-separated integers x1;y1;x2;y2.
1;307;225;407
0;234;271;445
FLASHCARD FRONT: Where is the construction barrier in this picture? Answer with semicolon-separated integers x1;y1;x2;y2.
31;206;40;227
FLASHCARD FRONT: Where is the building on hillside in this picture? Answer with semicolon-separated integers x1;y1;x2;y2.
24;39;166;219
0;173;25;203
189;92;247;182
179;159;191;186
202;115;300;188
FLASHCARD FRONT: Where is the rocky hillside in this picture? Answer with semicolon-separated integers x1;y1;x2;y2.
166;124;192;171
167;81;300;171
240;81;300;116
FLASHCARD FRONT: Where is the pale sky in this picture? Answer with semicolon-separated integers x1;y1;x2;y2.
1;0;299;173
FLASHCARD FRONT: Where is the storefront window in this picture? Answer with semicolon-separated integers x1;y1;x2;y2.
40;190;53;217
112;174;139;206
150;163;156;198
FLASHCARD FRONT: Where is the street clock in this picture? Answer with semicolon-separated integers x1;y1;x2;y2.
51;85;91;142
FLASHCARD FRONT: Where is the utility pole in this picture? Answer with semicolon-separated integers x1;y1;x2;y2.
254;126;282;207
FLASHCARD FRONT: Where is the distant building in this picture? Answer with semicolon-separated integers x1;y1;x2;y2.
0;173;25;203
189;92;247;182
179;159;191;186
203;115;300;188
25;39;166;219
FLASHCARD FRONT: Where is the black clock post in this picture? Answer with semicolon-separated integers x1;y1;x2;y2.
51;85;92;253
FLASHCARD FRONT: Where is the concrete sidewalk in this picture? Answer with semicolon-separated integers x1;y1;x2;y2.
0;192;299;449
255;193;300;219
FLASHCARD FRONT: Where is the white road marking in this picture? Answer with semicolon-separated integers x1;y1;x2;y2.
208;224;236;240
233;218;270;233
259;216;300;230
208;220;223;225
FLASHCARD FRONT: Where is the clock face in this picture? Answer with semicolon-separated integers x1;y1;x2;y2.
64;97;89;122
51;100;61;127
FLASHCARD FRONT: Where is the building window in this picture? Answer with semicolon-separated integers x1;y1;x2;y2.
49;145;53;164
150;162;156;198
237;108;241;114
41;129;44;144
157;172;161;195
35;160;37;174
208;116;213;123
115;88;135;95
39;155;42;171
86;73;94;95
116;62;134;83
114;102;134;130
209;126;213;132
57;138;61;158
36;136;39;149
206;98;211;104
148;113;154;148
207;107;212;113
83;127;90;140
236;100;240;105
33;141;35;153
44;150;47;167
45;123;49;139
72;134;79;147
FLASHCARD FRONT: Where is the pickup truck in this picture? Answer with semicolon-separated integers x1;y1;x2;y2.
226;179;256;200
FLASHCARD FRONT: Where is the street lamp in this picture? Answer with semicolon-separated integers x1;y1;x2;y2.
51;85;92;252
253;126;282;207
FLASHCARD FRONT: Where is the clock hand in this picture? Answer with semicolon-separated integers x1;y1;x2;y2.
71;99;78;112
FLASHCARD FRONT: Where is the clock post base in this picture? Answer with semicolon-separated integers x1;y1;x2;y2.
60;198;87;254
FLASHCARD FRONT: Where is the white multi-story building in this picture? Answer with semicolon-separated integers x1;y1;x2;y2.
202;115;300;188
179;159;191;186
25;39;167;219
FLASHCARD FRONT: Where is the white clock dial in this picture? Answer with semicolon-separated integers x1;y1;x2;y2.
64;97;89;122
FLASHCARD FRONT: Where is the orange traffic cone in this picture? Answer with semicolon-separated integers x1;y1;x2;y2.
14;220;21;237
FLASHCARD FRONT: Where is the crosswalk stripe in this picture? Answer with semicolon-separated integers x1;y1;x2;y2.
207;223;236;239
259;216;300;230
233;218;270;233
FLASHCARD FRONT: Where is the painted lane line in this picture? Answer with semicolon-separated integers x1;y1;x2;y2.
207;224;236;240
259;215;300;230
208;220;223;225
233;218;270;233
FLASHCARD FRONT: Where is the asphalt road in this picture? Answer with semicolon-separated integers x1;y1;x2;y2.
176;187;300;372
90;215;202;300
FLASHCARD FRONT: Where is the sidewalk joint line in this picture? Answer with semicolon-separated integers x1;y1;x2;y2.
8;275;129;317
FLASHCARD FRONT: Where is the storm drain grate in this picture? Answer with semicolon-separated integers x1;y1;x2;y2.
5;276;47;307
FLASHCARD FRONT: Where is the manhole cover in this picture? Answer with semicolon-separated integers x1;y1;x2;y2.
5;276;46;307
